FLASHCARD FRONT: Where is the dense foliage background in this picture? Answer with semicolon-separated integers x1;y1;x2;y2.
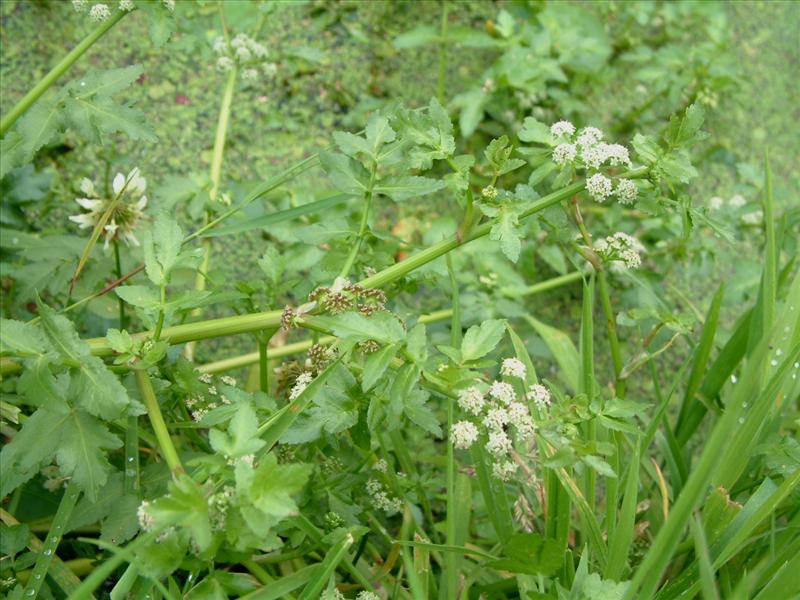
0;1;798;599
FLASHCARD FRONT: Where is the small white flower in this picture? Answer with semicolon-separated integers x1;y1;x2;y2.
220;375;237;386
118;0;134;11
72;0;89;12
729;194;746;208
289;372;313;400
709;196;724;210
586;173;613;202
527;384;551;410
231;33;250;49
235;45;252;63
483;407;510;431
457;386;485;415
249;41;269;59
488;381;516;405
212;36;228;55
501;358;526;379
137;501;155;530
217;56;235;72
507;402;534;439
595;232;643;270
550;120;575;138
492;460;518;481
356;592;381;600
486;430;512;457
162;0;175;11
576;127;603;147
481;78;495;93
581;144;609;169
604;143;631;167
242;68;259;82
263;63;278;78
88;3;111;21
451;420;479;449
199;373;213;384
373;458;388;472
741;210;763;225
615;178;638;205
553;143;577;166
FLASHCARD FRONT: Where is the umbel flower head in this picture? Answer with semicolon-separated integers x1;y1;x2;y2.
69;168;148;248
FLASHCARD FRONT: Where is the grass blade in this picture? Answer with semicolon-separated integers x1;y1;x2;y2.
605;441;640;581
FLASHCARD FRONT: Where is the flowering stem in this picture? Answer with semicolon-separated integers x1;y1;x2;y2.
112;241;126;329
134;369;184;476
444;253;459;600
338;163;377;279
0;10;128;135
597;271;626;398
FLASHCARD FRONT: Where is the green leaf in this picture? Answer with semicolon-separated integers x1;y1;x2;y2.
208;403;266;459
525;316;580;393
310;387;359;434
0;318;48;355
404;388;442;437
518;117;552;144
484;135;525;176
489;207;523;262
394;98;455;169
461;319;506;362
365;114;397;155
313;312;406;344
57;411;123;502
37;299;87;360
143;214;184;285
632;134;661;164
319;151;370;196
374;175;445;202
115;285;160;309
68;64;144;99
362;343;399;391
148;475;212;552
237;454;312;531
70;356;137;420
393;25;439;48
663;103;706;149
487;533;562;576
64;96;156;144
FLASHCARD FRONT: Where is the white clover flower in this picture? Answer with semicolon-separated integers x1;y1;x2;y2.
586;173;613;202
615;178;638;205
89;3;111;21
457;386;485;415
527;384;551;410
118;0;134;10
217;56;235;72
492;460;518;481
69;167;147;248
242;68;259;82
451;420;479;449
483;407;510;431
486;430;512;457
488;381;516;405
72;0;89;11
709;196;724;210
550;120;575;138
289;372;313;400
577;127;603;147
604;143;631;167
553;143;577;166
501;358;526;379
729;194;746;208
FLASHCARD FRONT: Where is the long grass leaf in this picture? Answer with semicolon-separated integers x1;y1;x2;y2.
605;442;640;580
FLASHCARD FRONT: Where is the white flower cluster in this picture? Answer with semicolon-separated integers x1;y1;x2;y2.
451;362;546;481
73;0;155;21
549;121;637;205
187;372;233;422
366;478;403;515
289;372;313;400
69;168;147;248
594;232;644;270
208;486;235;530
213;33;277;82
137;500;155;530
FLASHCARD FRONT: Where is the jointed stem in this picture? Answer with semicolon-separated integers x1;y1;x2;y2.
135;369;184;476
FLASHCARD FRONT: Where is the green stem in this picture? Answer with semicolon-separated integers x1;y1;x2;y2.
23;481;80;600
113;241;126;329
437;2;449;104
258;329;277;394
135;369;183;476
338;171;375;279
0;10;127;135
597;271;626;398
153;283;166;341
124;415;140;494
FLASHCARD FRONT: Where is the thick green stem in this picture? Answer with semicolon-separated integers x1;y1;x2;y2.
153;283;166;341
258;328;277;393
23;481;80;600
135;369;183;476
0;10;127;135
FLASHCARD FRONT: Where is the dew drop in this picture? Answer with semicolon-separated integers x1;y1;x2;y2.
44;549;52;556
80;81;86;86
26;590;35;597
794;362;799;369
128;456;135;462
742;402;748;409
737;417;745;424
776;349;783;357
770;359;778;367
50;536;58;544
731;374;737;383
34;574;42;580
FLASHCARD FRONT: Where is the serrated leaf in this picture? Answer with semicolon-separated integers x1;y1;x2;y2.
362;343;399;391
148;475;212;552
237;454;312;529
143;214;184;285
394;98;455;169
313;312;406;344
37;300;88;360
484;135;525;176
70;356;137;420
374;175;445;201
69;64;144;100
461;319;506;362
393;25;439;48
404;388;442;436
57;411;123;501
209;403;266;459
632;134;660;164
663;103;705;149
16;96;63;160
115;284;160;309
0;318;47;355
319;151;370;196
518;117;551;144
490;208;523;262
310;387;359;434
